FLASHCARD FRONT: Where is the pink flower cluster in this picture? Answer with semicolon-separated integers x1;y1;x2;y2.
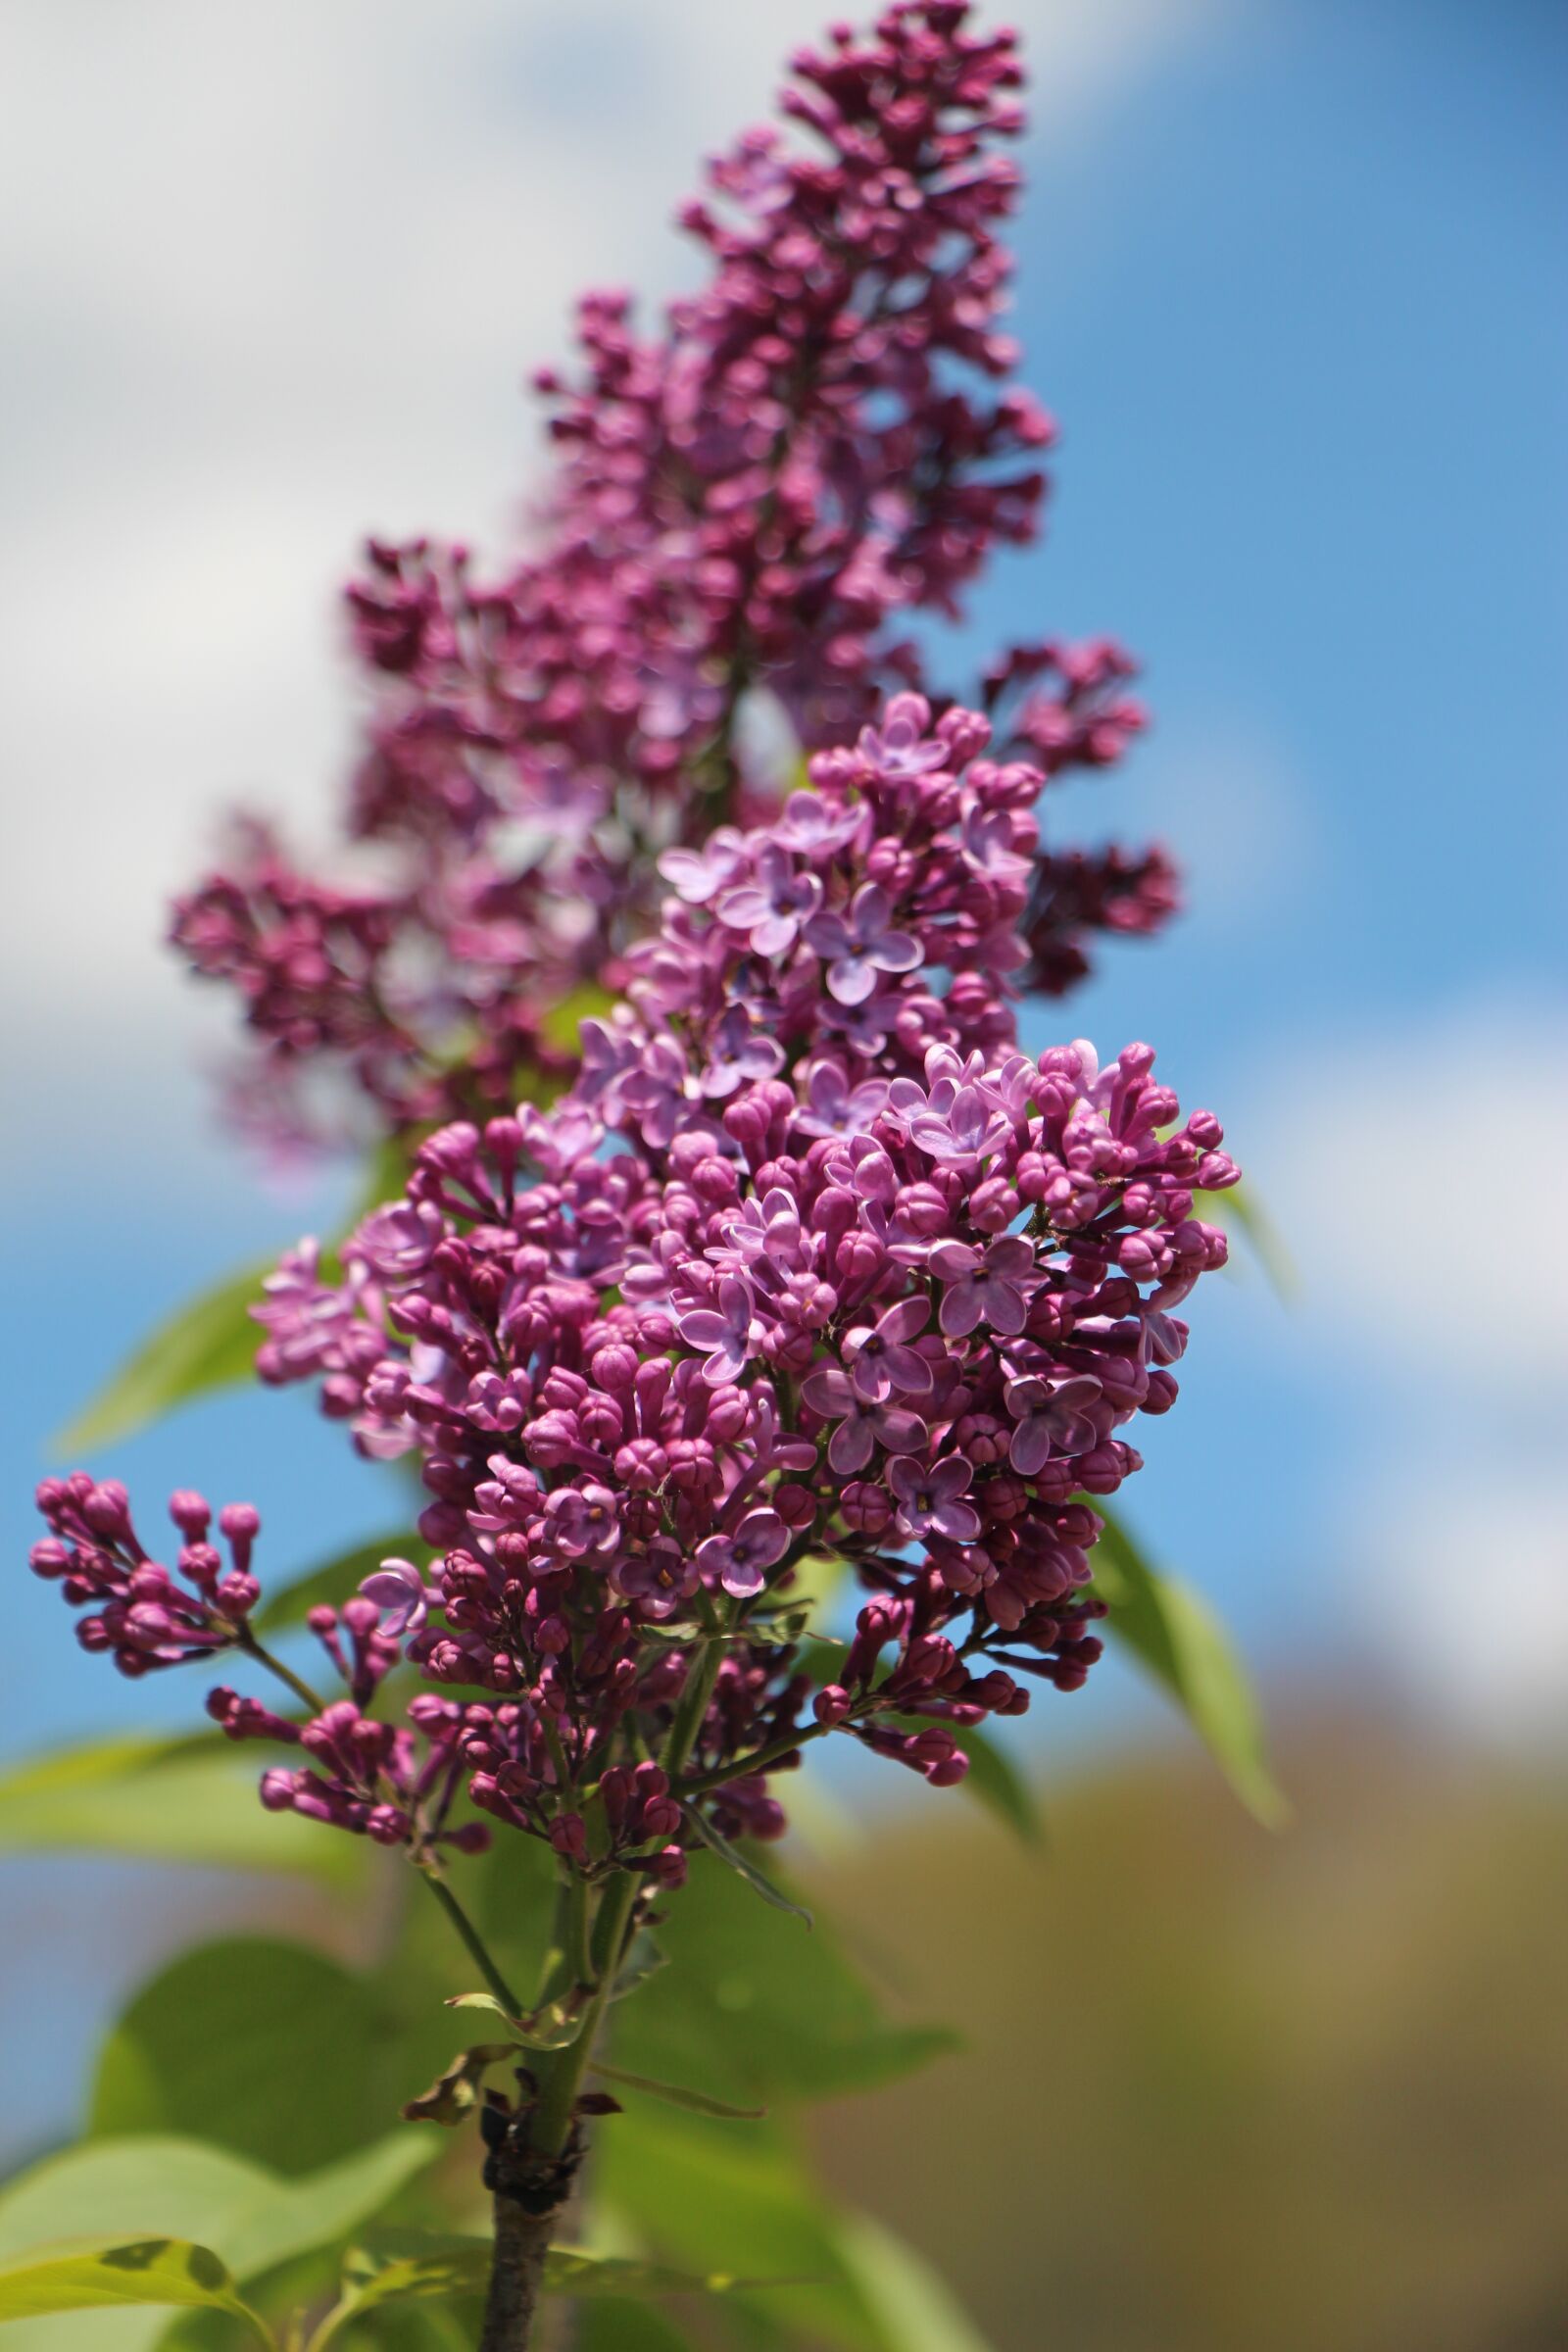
170;1;1173;1152
192;694;1234;1870
30;1479;262;1675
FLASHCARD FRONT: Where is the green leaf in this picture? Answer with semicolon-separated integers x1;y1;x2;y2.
0;2132;439;2351
538;982;618;1058
446;1990;582;2049
1210;1177;1298;1303
832;2211;1000;2352
0;2238;270;2342
90;1936;392;2174
0;1736;364;1884
1089;1504;1289;1828
306;2235;778;2350
304;2241;490;2352
252;1532;425;1635
597;2108;889;2352
545;2249;771;2297
612;1853;955;2108
682;1810;813;1928
590;2065;766;2122
54;1255;272;1451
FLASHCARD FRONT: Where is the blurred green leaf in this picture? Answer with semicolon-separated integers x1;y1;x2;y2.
308;2234;783;2350
0;1735;363;1884
579;2299;695;2352
252;1534;425;1635
596;2108;888;2352
1210;1178;1298;1303
90;1937;392;2174
831;2213;999;2352
54;1256;273;1452
539;982;618;1058
682;1812;813;1928
0;2239;270;2342
612;1854;956;2108
1089;1505;1288;1828
52;1129;408;1455
0;2133;439;2352
591;2066;766;2122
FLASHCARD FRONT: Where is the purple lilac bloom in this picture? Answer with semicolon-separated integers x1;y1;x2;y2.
676;1277;758;1385
887;1458;981;1545
696;1508;791;1600
805;883;923;1005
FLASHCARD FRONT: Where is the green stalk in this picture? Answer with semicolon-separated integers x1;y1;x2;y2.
418;1867;525;2018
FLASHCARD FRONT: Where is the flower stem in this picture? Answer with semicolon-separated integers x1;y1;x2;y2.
233;1625;326;1716
418;1866;525;2018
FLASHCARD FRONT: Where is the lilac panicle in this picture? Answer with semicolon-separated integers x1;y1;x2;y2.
170;2;1173;1153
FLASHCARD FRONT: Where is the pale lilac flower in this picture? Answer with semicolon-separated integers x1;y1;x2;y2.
699;1007;786;1100
1004;1375;1104;1476
858;694;951;781
800;1366;926;1474
546;1485;620;1556
794;1057;891;1140
887;1457;980;1544
930;1235;1036;1337
772;791;865;858
715;845;822;956
658;829;750;906
841;1298;933;1401
359;1557;430;1637
677;1276;757;1385
696;1507;790;1600
349;1200;443;1282
805;883;923;1005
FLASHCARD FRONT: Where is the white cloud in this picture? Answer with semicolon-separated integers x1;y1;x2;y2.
0;0;1222;1053
1367;1479;1568;1747
1248;997;1568;1384
1248;996;1568;1740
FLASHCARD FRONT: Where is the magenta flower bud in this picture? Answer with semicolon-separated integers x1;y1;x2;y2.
814;1685;853;1729
169;1491;212;1540
550;1813;588;1862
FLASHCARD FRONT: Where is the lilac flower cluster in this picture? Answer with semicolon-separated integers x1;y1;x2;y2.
142;692;1234;1874
29;1479;262;1676
170;1;1173;1152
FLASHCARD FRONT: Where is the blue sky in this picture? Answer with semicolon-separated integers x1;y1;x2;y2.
2;0;1564;2152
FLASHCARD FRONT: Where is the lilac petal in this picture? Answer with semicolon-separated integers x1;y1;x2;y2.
939;1284;984;1339
827;1416;874;1474
720;1556;767;1599
827;953;877;1006
881;1344;933;1396
677;1308;731;1352
873;1407;926;1455
877;1297;930;1345
871;929;922;974
933;1499;981;1544
984;1286;1030;1338
1008;1417;1053;1476
929;1241;981;1282
802;1365;856;1416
